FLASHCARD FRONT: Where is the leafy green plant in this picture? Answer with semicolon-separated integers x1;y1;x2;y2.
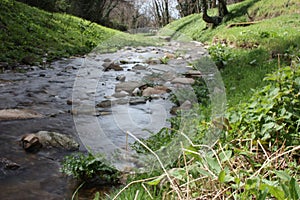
159;56;169;64
227;61;300;147
208;43;233;69
61;152;120;183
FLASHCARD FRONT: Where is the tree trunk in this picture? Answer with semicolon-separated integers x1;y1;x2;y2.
200;0;222;26
218;0;229;17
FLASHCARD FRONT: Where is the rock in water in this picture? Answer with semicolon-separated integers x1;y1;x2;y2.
0;109;43;120
21;133;42;152
0;158;20;170
103;62;123;71
21;131;79;151
36;131;79;151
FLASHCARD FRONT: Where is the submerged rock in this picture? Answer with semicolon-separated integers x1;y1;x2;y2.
0;109;43;121
0;158;20;170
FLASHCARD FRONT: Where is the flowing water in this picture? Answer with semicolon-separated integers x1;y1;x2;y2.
0;41;212;199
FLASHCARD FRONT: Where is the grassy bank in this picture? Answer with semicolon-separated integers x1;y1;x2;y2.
160;0;300;105
0;0;160;67
103;0;300;199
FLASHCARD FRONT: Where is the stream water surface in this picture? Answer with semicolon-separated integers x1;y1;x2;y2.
0;41;213;199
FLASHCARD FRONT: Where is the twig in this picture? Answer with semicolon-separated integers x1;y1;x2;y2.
212;186;231;200
71;181;85;200
142;183;153;199
257;140;270;162
250;145;300;178
181;142;190;200
134;190;139;200
112;177;158;200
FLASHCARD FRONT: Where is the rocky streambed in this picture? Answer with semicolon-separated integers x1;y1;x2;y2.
0;40;210;199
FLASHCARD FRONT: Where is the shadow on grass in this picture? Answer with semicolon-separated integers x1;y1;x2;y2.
225;0;260;22
169;17;197;40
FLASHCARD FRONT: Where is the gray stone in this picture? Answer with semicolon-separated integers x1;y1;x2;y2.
21;131;79;151
171;77;195;85
103;62;123;71
36;131;79;151
115;81;144;93
129;97;147;105
0;109;43;121
116;75;126;82
112;91;129;98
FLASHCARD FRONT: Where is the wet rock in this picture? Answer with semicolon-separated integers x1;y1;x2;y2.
132;64;148;70
142;86;170;97
116;75;126;82
21;131;80;152
132;87;141;96
0;158;20;170
21;133;42;152
129;97;147;105
115;81;144;93
36;131;79;151
96;100;112;108
112;91;129;98
164;53;175;59
66;99;73;105
0;109;43;121
171;77;195;85
146;58;161;65
103;62;123;71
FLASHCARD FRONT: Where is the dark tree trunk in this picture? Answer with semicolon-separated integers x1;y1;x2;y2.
200;0;222;26
218;0;229;17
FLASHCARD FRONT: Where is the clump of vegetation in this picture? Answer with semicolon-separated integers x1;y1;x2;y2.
61;152;120;184
107;58;300;200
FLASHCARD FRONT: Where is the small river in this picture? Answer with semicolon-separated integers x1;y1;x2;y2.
0;40;214;199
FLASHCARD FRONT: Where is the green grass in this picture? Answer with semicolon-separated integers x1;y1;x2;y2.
0;0;161;66
160;0;300;105
105;1;300;199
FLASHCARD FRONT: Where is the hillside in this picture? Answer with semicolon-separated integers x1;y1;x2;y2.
0;0;159;68
161;0;300;104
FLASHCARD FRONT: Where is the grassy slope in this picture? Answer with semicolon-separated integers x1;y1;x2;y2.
161;0;300;105
105;1;300;199
0;0;160;67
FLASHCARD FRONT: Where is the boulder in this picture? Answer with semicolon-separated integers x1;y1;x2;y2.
20;131;79;152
